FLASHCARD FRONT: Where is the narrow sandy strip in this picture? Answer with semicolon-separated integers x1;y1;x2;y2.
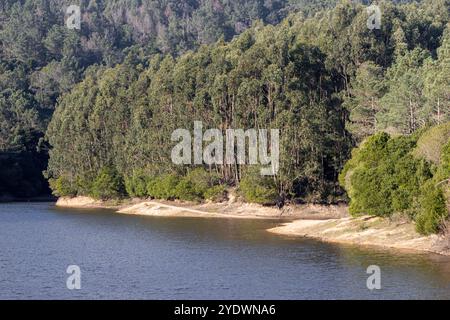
55;196;348;220
268;216;450;256
117;201;271;219
56;197;284;219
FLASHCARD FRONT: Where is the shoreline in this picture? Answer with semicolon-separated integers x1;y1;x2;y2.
56;196;450;256
55;196;349;220
268;217;450;256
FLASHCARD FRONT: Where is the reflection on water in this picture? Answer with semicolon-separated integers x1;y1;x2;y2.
0;202;450;299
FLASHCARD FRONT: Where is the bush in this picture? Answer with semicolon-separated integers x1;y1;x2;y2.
344;133;427;217
204;185;228;202
174;168;222;202
439;141;450;179
339;132;390;195
49;175;77;197
125;171;149;198
75;174;95;196
341;125;450;235
147;174;180;200
349;165;394;216
175;178;203;201
90;167;126;200
144;169;225;202
416;182;448;235
239;168;278;205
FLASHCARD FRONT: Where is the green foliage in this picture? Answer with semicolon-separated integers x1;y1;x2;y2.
48;176;77;198
441;141;450;178
339;132;390;193
343;62;385;142
12;0;441;209
47;19;352;204
345;135;430;217
204;185;228;202
174;168;220;202
147;174;181;200
416;182;448;235
435;140;450;209
342;133;422;216
341;124;449;235
377;49;430;135
122;168;227;202
75;175;95;197
125;171;149;198
239;169;278;205
344;14;450;140
413;122;450;165
90;167;126;200
174;178;203;202
2;0;314;199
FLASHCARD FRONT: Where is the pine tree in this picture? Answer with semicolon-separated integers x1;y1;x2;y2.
423;23;450;125
344;62;385;141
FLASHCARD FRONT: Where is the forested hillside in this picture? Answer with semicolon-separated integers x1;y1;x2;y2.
0;0;343;198
1;0;449;232
46;0;450;219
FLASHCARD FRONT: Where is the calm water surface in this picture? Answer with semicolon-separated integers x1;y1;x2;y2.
1;202;450;299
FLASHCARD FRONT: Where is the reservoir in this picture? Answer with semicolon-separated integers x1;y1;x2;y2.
1;202;450;299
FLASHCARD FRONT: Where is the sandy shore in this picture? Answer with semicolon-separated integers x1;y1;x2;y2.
56;196;348;220
269;216;450;256
56;196;450;256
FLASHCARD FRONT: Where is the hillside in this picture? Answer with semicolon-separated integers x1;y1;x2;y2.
46;0;449;224
0;0;342;198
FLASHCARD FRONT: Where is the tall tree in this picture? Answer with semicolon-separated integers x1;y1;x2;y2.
344;62;385;141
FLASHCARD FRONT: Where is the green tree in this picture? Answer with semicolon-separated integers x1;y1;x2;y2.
344;62;385;141
423;24;450;125
378;49;429;134
90;167;126;200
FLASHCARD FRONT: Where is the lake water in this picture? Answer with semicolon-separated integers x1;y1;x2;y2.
1;202;450;300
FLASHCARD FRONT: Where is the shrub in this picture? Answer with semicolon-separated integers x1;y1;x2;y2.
75;174;95;196
416;182;448;235
344;133;427;217
145;169;224;202
49;175;77;197
147;174;180;200
339;132;390;196
391;156;431;212
349;165;394;216
174;168;222;202
341;125;450;235
90;167;126;200
175;178;203;201
439;141;450;179
239;168;278;205
125;171;149;198
204;185;228;202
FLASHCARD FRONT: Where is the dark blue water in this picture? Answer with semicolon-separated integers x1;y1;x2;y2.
1;202;450;299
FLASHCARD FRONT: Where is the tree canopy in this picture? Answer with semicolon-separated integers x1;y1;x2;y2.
46;0;450;210
0;0;344;198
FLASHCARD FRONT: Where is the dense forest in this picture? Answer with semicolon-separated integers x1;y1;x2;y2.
43;0;450;233
0;0;421;198
0;0;343;198
1;0;449;234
